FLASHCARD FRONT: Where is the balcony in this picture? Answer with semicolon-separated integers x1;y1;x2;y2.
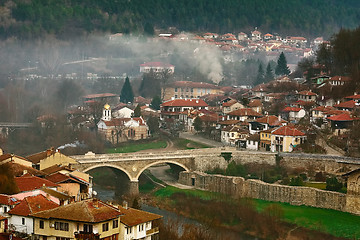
74;231;100;240
146;227;159;236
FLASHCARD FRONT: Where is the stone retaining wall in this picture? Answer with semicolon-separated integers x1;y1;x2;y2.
179;171;351;213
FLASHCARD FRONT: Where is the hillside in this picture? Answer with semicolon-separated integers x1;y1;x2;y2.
1;0;360;39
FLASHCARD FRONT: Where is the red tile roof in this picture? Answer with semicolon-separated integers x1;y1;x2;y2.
312;106;334;112
334;100;356;109
248;99;262;107
0;194;18;206
0;154;29;163
255;115;286;126
45;173;76;184
161;99;208;107
345;94;360;100
8;195;58;216
118;206;162;227
329;76;351;82
2;162;45;177
222;99;238;107
327;113;357;121
31;199;123;222
272;126;305;136
282;107;302;112
15;175;58;192
228;108;262;117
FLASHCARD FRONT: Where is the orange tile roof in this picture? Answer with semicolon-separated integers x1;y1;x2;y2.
161;99;208;107
272;126;305;136
3;162;45;177
228;108;262;117
218;120;240;125
45;173;78;184
0;154;29;163
222;99;238;107
15;175;58;192
31;199;123;222
248;99;262;107
118;206;162;227
41;165;74;175
345;94;360;100
8;195;58;216
312;106;334;112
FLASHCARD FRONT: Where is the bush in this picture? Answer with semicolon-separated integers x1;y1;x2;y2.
314;172;326;182
289;176;304;186
326;177;343;192
226;161;246;177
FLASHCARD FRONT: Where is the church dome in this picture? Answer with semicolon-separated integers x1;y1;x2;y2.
104;104;111;110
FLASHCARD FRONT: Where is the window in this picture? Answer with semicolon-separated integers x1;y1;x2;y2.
138;224;144;232
102;223;109;232
83;224;93;233
126;227;132;234
3;207;7;213
174;88;178;92
113;220;118;229
22;218;25;225
40;220;44;229
55;222;68;231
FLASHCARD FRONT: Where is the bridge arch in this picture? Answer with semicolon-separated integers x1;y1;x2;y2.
135;160;190;180
82;164;133;181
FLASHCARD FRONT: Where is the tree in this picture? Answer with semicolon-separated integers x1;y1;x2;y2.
255;63;264;85
120;77;134;103
275;52;290;76
326;177;343;191
139;70;161;98
56;79;84;110
193;116;203;132
147;116;159;134
150;96;162;110
133;104;141;117
265;62;274;82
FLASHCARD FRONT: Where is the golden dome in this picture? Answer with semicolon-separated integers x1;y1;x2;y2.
104;104;110;110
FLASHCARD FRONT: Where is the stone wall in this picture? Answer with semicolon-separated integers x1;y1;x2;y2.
179;171;351;213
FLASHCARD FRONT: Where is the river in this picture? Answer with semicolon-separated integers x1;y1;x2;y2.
93;185;258;240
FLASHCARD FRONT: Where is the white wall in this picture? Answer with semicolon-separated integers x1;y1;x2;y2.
9;215;33;234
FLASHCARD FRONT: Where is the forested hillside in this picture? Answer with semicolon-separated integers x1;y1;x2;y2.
1;0;360;39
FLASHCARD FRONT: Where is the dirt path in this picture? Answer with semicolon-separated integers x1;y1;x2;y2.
148;164;193;189
315;135;345;156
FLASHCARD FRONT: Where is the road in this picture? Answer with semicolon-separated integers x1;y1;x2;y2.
148;164;193;189
179;132;223;147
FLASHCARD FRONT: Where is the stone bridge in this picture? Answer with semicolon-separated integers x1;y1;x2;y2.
71;151;197;195
71;148;360;195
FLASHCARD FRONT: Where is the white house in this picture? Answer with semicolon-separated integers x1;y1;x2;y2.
7;195;58;235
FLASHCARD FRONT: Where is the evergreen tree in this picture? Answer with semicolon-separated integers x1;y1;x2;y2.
133;104;141;117
139;70;161;98
255;63;264;85
150;96;162;110
193;116;203;132
275;52;290;76
120;77;134;103
265;63;274;82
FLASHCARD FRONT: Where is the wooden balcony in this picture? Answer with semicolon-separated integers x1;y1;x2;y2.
146;227;159;236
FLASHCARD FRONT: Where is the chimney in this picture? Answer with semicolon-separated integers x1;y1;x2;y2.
93;198;99;208
278;115;281;122
23;170;28;175
123;200;128;209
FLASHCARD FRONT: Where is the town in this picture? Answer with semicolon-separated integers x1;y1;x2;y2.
1;26;360;240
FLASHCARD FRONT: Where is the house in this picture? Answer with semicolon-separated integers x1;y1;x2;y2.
161;99;208;121
26;148;77;171
326;76;351;86
333;100;356;112
247;99;263;113
14;175;59;192
0;154;33;168
237;32;248;41
221;99;244;114
118;204;162;240
112;106;134;119
249;115;286;134
226;108;262;122
259;129;272;151
297;90;317;102
8;195;59;236
246;134;260;151
251;30;262;41
161;81;223;101
310;75;330;86
11;187;71;206
31;199;123;240
311;106;335;123
221;125;249;147
139;62;174;74
0;194;18;217
281;107;306;122
327;113;357;135
270;125;307;152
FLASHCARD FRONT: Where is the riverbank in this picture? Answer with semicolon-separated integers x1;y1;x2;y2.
143;186;353;240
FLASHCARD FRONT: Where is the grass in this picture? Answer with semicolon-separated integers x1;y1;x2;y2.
105;140;167;153
304;182;327;190
255;199;360;239
172;138;211;150
154;186;221;200
152;186;360;239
